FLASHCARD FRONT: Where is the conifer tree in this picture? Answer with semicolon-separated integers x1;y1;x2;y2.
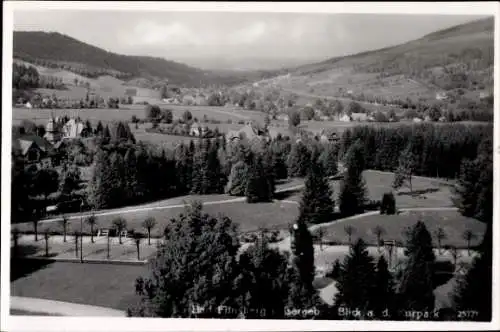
453;222;492;321
287;141;311;178
372;256;395;319
108;152;125;207
297;160;334;224
338;141;367;216
453;137;492;321
245;154;273;203
191;139;210;194
235;237;292;319
287;219;322;313
225;161;249;196
334;239;376;317
398;221;436;314
124;148;139;203
129;202;240;318
102;124;112;144
87;148;112;209
318;142;339;177
95;121;104;136
207;141;225;193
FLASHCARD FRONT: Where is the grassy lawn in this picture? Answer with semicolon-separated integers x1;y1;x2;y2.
11;260;146;310
286;170;454;209
15;200;300;237
320;210;486;248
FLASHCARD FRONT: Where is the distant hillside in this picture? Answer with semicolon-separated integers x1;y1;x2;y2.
13;31;270;87
270;17;494;105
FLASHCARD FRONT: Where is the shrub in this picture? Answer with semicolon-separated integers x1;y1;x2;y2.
380;192;396;215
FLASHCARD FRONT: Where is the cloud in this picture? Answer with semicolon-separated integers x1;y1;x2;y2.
228;21;268;45
126;20;202;46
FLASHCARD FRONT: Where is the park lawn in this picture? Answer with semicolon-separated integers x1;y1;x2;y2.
286;170;454;208
11;261;146;311
16;200;299;237
13;235;160;262
320;210;486;248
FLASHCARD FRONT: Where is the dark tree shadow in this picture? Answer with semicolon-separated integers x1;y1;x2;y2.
11;244;39;258
396;188;440;197
274;188;303;200
11;258;55;281
433;260;455;288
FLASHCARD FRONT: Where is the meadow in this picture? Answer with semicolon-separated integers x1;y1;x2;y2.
285;170;455;209
11;260;145;311
319;210;485;248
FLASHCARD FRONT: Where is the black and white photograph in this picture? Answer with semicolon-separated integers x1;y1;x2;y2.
1;1;498;331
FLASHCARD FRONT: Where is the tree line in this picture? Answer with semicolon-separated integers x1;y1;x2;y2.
338;123;492;179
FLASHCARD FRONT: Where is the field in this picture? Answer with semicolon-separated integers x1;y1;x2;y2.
13;104;264;125
286;170;455;209
319;210;485;248
284;70;436;103
11;260;146;310
14;198;300;237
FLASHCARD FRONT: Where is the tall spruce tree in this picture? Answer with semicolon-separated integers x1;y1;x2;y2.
297;160;334;224
124;147;139;203
338;140;367;216
174;143;193;194
334;239;376;318
398;221;436;315
207;141;225;193
87;148;113;209
245;154;273;203
453;222;492;321
288;220;319;311
372;256;396;319
191;139;211;194
318;142;339;177
452;137;493;321
235;237;292;319
287;141;311;178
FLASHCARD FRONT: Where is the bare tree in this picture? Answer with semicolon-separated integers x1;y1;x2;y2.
449;245;461;272
74;232;79;258
43;229;51;257
113;217;128;244
58;215;69;242
462;229;476;256
86;214;98;243
142;217;157;246
317;228;325;251
344;225;356;244
373;225;385;252
434;227;447;255
133;232;142;261
33;219;40;242
12;228;21;257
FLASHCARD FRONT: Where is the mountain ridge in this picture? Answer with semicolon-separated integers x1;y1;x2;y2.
13;31;276;87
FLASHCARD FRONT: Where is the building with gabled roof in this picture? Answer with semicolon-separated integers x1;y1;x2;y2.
12;134;54;164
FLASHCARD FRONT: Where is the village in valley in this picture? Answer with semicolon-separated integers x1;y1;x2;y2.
7;9;494;323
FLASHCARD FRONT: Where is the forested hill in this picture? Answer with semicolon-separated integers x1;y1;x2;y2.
287;17;494;87
13;31;271;86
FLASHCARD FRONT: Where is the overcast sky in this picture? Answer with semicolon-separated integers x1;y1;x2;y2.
13;10;487;66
